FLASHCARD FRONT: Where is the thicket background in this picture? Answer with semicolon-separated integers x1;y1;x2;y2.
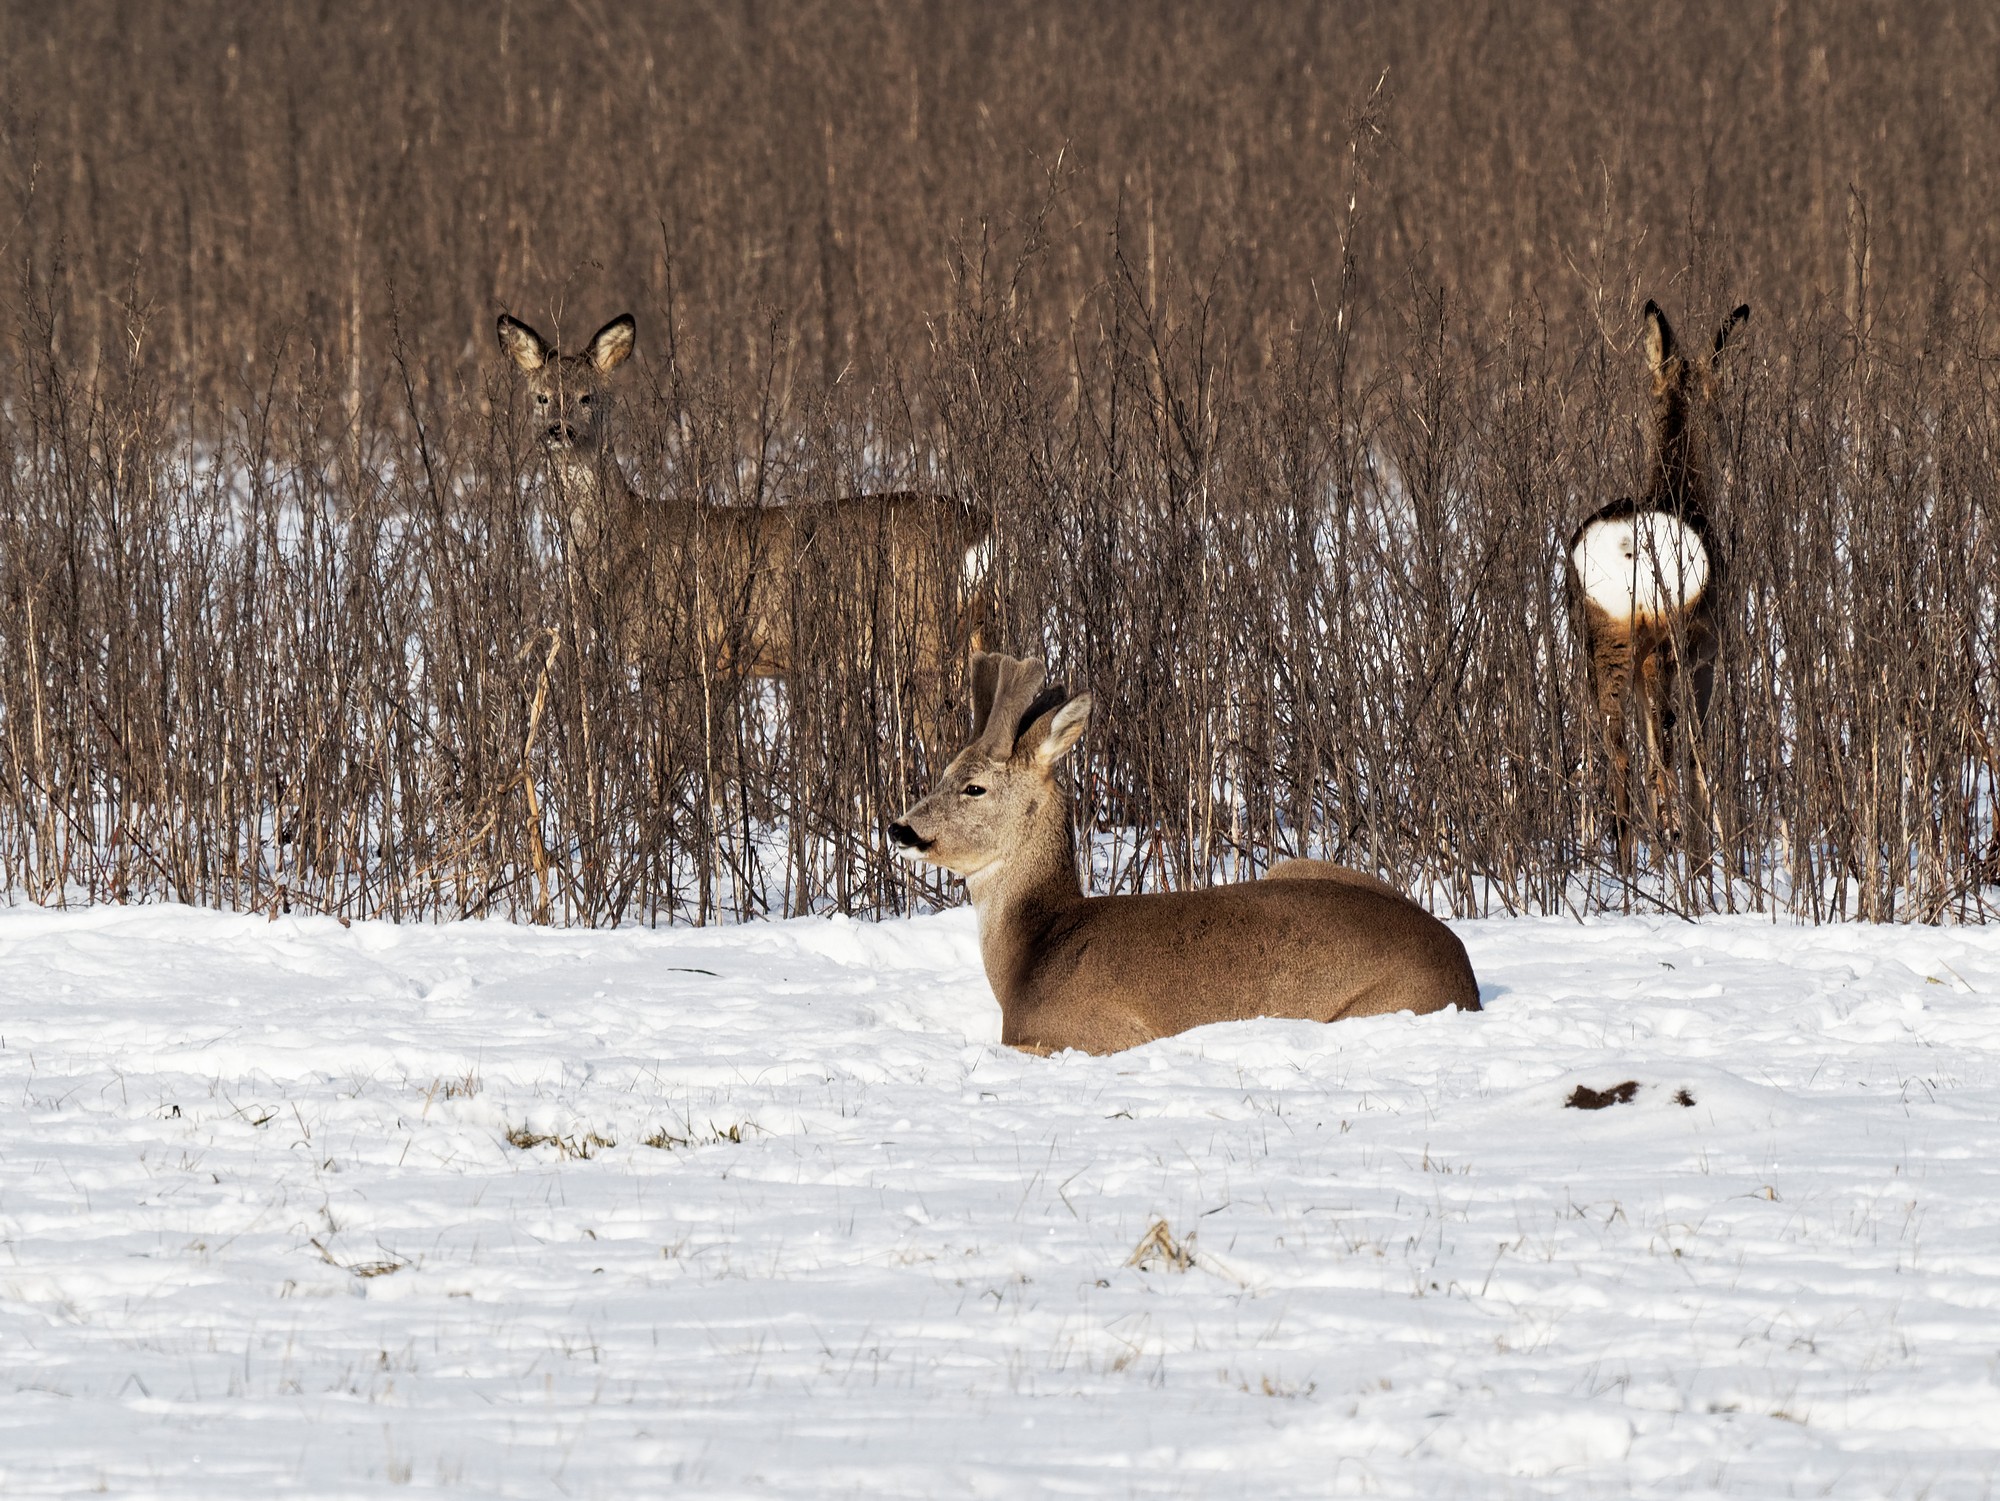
1;0;1994;924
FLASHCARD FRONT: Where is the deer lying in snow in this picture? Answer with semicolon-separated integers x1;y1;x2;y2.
888;653;1480;1054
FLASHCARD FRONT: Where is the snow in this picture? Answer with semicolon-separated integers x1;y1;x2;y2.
3;902;1999;1498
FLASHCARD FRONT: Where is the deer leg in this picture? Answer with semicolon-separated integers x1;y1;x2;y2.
1683;646;1720;866
1640;649;1682;844
1589;635;1638;868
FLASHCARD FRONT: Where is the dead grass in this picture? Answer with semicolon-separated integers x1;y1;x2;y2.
1126;1219;1195;1274
642;1122;748;1150
423;1070;482;1111
310;1236;408;1279
505;1127;616;1159
0;1;1994;925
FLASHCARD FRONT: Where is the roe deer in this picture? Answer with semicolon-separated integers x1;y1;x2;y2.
497;311;990;684
1567;299;1749;864
888;653;1480;1055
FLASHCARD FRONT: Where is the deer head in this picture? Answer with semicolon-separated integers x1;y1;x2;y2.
888;653;1091;882
1638;300;1749;514
498;312;637;550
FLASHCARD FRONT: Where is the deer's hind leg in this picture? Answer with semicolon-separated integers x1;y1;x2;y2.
1680;630;1722;866
1582;612;1644;867
1639;645;1684;845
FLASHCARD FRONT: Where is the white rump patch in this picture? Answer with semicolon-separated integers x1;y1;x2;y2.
963;536;995;589
1571;513;1710;622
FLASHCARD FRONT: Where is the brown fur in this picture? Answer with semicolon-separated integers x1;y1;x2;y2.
1262;857;1409;901
889;654;1480;1055
1566;299;1748;863
498;312;990;682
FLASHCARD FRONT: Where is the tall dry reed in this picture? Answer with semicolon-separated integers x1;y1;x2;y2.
1;0;1994;923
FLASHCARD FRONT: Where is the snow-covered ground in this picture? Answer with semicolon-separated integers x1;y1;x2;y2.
3;902;1998;1499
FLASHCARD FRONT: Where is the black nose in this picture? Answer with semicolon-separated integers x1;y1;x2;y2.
887;821;928;850
545;423;578;445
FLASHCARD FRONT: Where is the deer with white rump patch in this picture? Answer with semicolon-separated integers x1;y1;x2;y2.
497;311;990;683
888;653;1480;1055
1567;298;1749;863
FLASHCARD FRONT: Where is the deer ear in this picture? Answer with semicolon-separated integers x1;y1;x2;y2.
1710;303;1750;366
497;315;551;372
1024;692;1092;772
968;652;1002;739
587;314;636;372
1641;299;1678;380
977;655;1049;754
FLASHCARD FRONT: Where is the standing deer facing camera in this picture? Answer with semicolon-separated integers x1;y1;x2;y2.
1568;299;1749;863
889;653;1480;1055
497;311;990;684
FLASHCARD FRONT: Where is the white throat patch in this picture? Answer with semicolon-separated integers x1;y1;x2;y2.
1571;512;1710;623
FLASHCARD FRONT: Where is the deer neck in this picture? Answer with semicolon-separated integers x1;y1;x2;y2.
1645;386;1713;525
550;448;628;507
549;452;640;557
963;790;1085;1001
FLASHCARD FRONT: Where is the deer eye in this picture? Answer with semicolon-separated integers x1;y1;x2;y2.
961;784;986;798
579;393;593;405
534;393;549;406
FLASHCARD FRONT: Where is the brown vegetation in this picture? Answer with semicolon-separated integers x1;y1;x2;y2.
0;0;1995;924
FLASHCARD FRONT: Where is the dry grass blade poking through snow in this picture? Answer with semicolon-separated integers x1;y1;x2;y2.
1125;1219;1196;1273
